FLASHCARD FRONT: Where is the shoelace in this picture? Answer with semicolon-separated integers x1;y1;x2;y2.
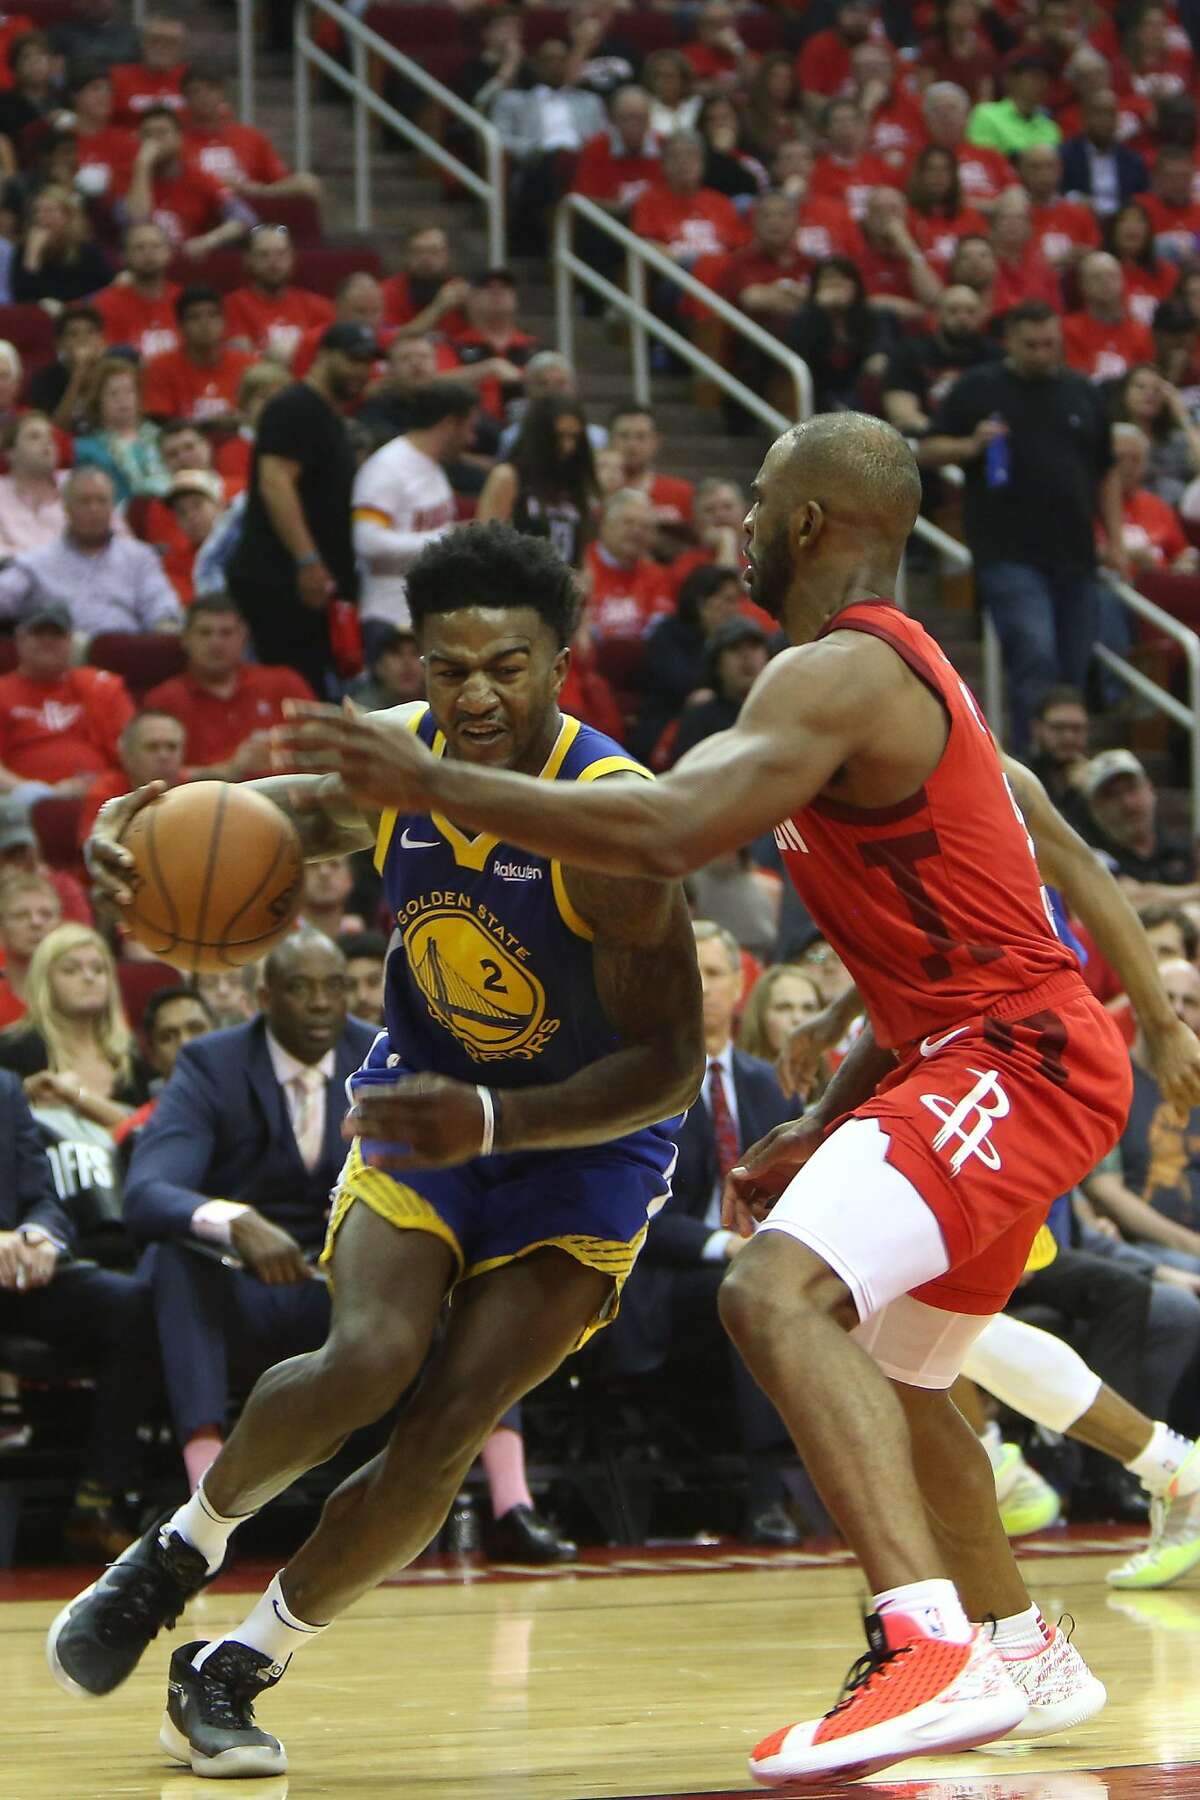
824;1640;913;1719
197;1655;268;1729
95;1564;189;1646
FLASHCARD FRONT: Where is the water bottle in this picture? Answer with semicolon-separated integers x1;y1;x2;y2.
984;416;1010;489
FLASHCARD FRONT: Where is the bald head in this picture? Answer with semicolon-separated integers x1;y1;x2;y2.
746;414;921;630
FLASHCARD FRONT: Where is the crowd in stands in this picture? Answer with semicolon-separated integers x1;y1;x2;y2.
6;0;1200;1562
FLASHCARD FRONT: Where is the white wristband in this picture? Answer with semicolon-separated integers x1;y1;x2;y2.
476;1085;496;1157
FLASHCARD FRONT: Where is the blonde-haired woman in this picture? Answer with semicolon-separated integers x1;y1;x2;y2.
12;183;112;306
0;338;22;422
0;924;145;1125
738;962;826;1103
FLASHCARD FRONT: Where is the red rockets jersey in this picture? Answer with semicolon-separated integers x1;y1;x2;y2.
772;602;1078;1052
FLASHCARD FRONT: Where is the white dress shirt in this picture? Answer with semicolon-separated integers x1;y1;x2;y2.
701;1039;741;1261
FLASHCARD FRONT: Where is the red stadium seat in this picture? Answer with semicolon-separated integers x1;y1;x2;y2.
0;304;58;389
18;0;78;22
169;244;384;298
118;959;184;1033
31;795;85;871
249;193;324;243
738;11;786;52
88;632;188;704
621;12;684;54
364;3;465;54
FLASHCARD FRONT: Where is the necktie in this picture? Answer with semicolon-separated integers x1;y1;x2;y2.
290;1066;325;1172
708;1060;740;1182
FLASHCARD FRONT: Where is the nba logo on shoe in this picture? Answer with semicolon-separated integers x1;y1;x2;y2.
919;1068;1010;1176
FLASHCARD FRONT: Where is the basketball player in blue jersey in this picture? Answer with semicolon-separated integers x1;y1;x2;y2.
49;523;704;1780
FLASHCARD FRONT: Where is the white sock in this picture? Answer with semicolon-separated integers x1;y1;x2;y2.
873;1578;972;1645
1125;1421;1199;1497
163;1482;251;1576
990;1603;1053;1660
193;1571;327;1676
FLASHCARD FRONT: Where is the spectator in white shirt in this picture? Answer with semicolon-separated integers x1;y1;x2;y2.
0;413;65;556
351;383;476;651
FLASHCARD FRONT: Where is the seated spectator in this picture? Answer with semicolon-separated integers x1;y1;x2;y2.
705;189;809;342
0;807;88;927
124;932;375;1489
642;49;700;140
114;984;216;1146
920;80;1014;209
1103;203;1176;330
906;144;989;274
477;397;597;569
11;183;112;308
695;95;766;206
29;305;106;436
1063;251;1155;381
0;594;131;808
454;6;533;113
0;30;54;158
633;563;742;763
787;255;892;412
0;870;61;1026
1138;902;1198;964
352;382;471;638
93;220;180;361
381;224;469;340
0;467;181;636
988;186;1062;317
121;105;254;258
347;621;424;714
671;617;771;764
855;185;943;322
0;921;146;1127
1151;296;1200;394
449;268;538;421
0;411;64;553
1082;749;1199;897
1106;422;1198;574
886;284;1000;440
143;591;312;779
582;489;672;661
0;1068;157;1556
968;49;1061;157
181;65;320;202
1117;3;1194;107
852;44;923;175
919;0;1000;104
298;861;364;940
76;707;185;846
51;0;140;70
1060;87;1149;219
490;38;606;254
742;54;804;168
74;356;169;502
686;852;781;963
630;129;747;268
561;0;640;104
1137;145;1200;264
143;286;255;425
70;65;138;203
110;14;187;128
683;0;751;97
161;467;225;604
797;0;878;117
668;477;747;593
192;964;258;1029
573;84;660;223
738;962;826;1103
610;919;796;1546
1018;143;1101;272
225;225;335;367
496;352;607;460
608;405;693;529
1025;684;1093;835
809;98;897;223
338;929;386;1028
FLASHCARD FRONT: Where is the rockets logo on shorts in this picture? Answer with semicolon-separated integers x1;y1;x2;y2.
919;1067;1010;1176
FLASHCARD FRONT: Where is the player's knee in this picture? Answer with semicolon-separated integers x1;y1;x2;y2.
321;1321;424;1426
718;1234;856;1349
407;1384;507;1479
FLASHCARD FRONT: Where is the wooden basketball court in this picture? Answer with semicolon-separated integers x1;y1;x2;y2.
5;1532;1199;1798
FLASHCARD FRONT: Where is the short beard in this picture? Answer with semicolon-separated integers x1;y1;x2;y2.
749;531;789;622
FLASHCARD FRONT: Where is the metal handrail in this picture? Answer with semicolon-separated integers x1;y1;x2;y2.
292;0;506;261
1096;576;1200;839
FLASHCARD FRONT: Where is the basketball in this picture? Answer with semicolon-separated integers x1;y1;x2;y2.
118;782;305;973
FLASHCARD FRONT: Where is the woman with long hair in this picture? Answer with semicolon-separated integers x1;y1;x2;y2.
738;962;827;1103
906;143;988;272
743;52;806;163
74;357;169;501
1108;360;1200;503
788;256;891;410
696;94;768;204
11;182;112;305
919;0;1001;101
642;49;701;137
476;397;598;568
1104;202;1177;328
0;924;144;1125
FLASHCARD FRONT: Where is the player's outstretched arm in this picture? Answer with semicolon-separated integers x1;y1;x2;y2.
1005;756;1200;1114
273;639;893;879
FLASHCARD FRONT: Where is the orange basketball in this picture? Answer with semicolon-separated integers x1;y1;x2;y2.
119;782;305;973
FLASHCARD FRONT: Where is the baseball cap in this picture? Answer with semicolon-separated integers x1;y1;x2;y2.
14;594;71;632
0;803;35;854
319;321;379;360
1081;747;1146;799
167;468;225;506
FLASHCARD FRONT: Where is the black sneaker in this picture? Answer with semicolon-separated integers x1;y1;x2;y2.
160;1639;287;1778
46;1514;210;1697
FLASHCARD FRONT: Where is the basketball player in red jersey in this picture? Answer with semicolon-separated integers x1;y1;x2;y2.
276;413;1133;1785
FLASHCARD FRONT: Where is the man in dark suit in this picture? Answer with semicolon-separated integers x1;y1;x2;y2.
0;1070;156;1557
613;920;798;1544
125;932;377;1492
1060;89;1148;218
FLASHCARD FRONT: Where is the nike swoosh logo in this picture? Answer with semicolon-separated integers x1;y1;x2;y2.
400;828;440;849
919;1027;969;1058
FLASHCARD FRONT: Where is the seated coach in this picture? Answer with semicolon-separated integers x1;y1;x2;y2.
124;931;376;1491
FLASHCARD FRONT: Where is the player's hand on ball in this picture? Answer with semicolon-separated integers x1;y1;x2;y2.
272;704;436;811
83;782;168;907
722;1115;828;1235
1145;1015;1200;1118
350;1076;492;1170
229;1211;311;1285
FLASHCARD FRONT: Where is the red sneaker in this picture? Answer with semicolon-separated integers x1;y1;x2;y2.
748;1612;1027;1786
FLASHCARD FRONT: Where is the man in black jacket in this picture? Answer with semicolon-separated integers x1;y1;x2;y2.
0;1070;155;1557
670;616;773;765
612;921;798;1543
